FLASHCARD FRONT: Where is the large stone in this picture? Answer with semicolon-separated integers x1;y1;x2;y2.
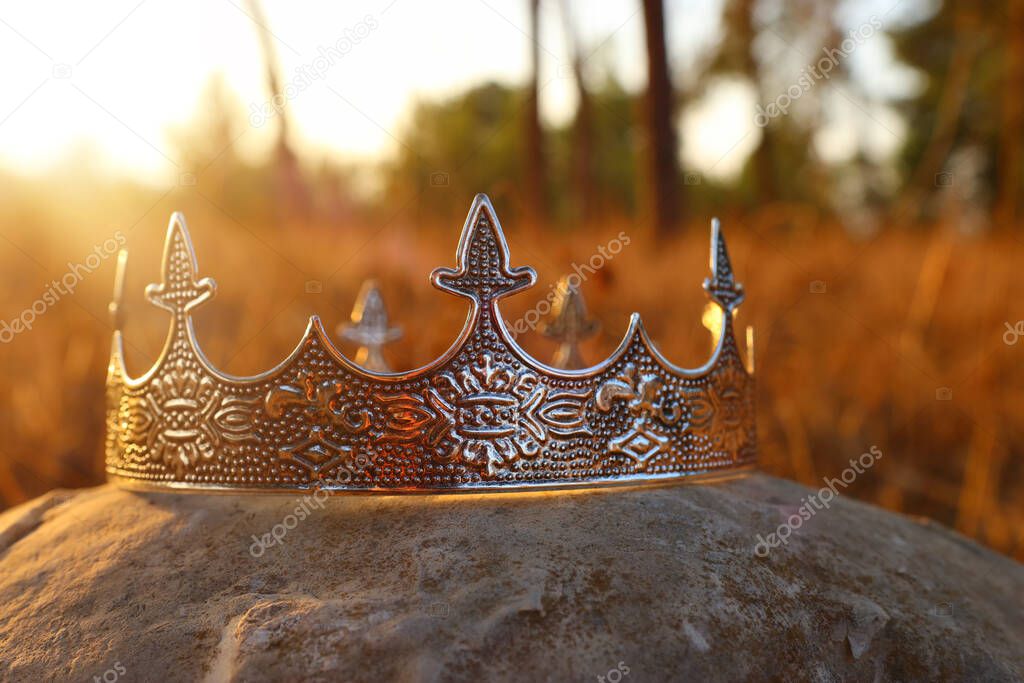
0;474;1021;682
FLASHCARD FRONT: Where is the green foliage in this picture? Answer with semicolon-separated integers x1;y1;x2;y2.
888;3;1005;190
383;82;527;224
384;76;644;227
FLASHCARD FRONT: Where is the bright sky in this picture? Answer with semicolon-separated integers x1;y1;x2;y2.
0;0;917;185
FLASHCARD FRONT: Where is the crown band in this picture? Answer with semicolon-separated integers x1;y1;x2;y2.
105;195;755;493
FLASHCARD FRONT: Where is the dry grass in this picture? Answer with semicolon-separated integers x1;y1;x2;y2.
1;191;1022;559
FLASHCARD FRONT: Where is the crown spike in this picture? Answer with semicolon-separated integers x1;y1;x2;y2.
144;212;216;316
541;277;599;369
703;218;744;312
431;194;535;305
710;218;732;285
338;279;402;372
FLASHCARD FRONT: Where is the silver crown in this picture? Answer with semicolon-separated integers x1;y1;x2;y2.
105;194;755;492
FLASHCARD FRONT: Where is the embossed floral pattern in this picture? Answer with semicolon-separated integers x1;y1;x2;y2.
376;354;590;475
375;390;454;446
264;371;371;477
688;365;750;460
596;364;682;465
120;358;257;476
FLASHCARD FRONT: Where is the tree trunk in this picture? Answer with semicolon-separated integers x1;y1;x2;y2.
892;4;982;225
996;0;1024;226
559;0;595;225
641;0;681;235
523;0;548;230
734;0;776;202
246;0;311;221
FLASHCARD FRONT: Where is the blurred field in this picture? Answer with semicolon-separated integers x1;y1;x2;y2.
1;184;1022;560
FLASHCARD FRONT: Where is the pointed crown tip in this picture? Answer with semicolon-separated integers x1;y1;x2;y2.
168;211;188;231
163;212;195;256
470;195;498;224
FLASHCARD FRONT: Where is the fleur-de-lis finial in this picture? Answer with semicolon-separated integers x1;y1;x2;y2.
703;218;744;312
145;212;216;317
431;194;535;306
541;277;599;369
338;279;402;372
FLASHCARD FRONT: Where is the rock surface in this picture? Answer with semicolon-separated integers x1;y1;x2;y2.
0;474;1021;682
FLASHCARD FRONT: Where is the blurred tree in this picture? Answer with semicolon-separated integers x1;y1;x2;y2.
552;73;642;221
640;0;681;234
386;75;640;228
589;76;642;217
706;0;834;208
889;2;1002;224
246;0;312;221
169;76;277;224
169;75;362;228
385;83;526;222
716;0;777;202
523;0;549;229
997;0;1024;224
558;0;596;225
